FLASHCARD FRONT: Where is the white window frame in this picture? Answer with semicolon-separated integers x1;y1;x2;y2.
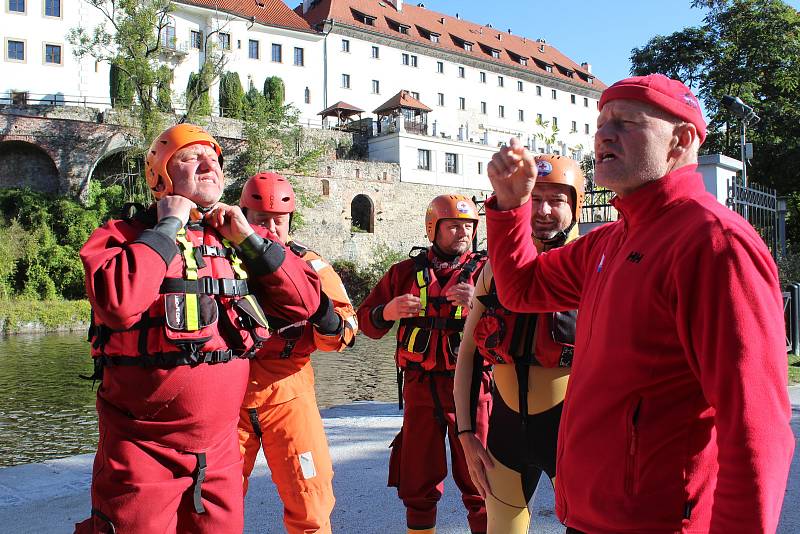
4;37;26;62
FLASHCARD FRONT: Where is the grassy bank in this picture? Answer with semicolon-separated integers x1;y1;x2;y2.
0;300;90;334
789;354;800;385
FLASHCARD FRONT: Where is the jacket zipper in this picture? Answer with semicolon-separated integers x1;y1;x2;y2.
625;396;642;495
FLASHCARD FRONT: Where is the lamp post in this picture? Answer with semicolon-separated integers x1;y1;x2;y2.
721;95;760;187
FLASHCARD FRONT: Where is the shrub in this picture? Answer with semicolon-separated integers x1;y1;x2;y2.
219;71;244;119
332;245;407;307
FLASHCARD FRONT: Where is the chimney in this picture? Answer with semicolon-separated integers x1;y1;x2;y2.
507;28;512;34
455;12;460;19
386;0;403;11
581;62;592;73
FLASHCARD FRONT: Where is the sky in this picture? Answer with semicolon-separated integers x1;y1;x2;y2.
404;0;800;86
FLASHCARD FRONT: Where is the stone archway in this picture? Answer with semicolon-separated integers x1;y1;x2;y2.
351;194;374;233
0;140;60;193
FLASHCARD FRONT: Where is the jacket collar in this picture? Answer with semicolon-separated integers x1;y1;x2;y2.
611;164;706;228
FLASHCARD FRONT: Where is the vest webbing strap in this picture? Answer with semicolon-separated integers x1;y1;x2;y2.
176;229;200;331
223;238;248;279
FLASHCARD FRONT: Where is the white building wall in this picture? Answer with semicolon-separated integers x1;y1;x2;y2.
325;29;599;157
0;0;109;105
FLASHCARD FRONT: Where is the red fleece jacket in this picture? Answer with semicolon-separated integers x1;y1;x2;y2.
486;165;794;534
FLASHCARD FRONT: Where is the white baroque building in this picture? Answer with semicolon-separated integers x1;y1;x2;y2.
0;0;605;190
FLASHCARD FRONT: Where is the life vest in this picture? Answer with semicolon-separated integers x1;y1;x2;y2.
396;248;487;371
473;278;576;368
88;221;271;368
255;240;357;360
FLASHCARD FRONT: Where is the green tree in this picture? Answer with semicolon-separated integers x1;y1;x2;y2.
186;70;212;117
263;76;285;107
219;71;244;119
109;63;135;108
156;65;173;112
534;115;559;147
630;1;800;197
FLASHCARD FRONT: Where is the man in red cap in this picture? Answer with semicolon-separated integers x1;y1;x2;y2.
484;74;794;533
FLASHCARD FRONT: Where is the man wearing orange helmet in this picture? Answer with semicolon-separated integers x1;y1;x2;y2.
357;195;491;534
76;124;322;534
236;172;358;534
454;154;583;533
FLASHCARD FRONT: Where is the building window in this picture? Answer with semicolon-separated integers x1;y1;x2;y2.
8;0;24;12
464;42;472;51
584;123;590;135
294;47;304;66
480;101;486;114
498;76;504;87
498;105;505;118
271;43;282;62
518;109;524;122
536;113;543;122
341;39;350;52
219;32;231;50
458;97;465;110
588;77;594;84
458;66;465;78
477;161;483;174
520;57;528;66
6;39;24;61
411;91;420;99
552;117;558;128
491;49;500;58
304;87;311;104
584;97;589;107
162;22;176;49
430;34;439;43
436;61;443;73
372;45;379;59
44;43;61;64
418;149;431;170
545;64;553;72
437;93;444;106
402;53;409;65
44;0;60;17
571;120;577;133
411;55;418;67
191;30;203;49
341;73;350;88
517;81;523;92
570;94;576;104
479;72;486;83
248;39;259;59
445;153;458;174
371;79;380;94
551;89;557;100
536;85;542;96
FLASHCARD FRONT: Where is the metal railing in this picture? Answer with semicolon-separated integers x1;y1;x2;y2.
726;178;782;259
580;186;617;224
0;91;112;108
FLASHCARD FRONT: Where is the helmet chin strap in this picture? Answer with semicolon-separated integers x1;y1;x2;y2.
536;220;576;250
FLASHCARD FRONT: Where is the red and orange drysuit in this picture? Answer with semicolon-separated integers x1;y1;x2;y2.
75;208;321;534
357;247;490;533
238;242;357;534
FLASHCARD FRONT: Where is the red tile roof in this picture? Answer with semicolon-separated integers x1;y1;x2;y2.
319;101;366;115
374;89;432;114
177;0;313;32
297;0;605;90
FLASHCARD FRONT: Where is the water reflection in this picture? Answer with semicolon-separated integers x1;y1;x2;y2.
0;332;399;466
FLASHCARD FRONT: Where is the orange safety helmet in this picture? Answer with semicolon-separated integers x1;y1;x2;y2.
145;123;223;200
239;172;296;213
533;154;585;222
425;194;480;242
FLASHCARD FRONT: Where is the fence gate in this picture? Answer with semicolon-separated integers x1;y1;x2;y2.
726;178;780;259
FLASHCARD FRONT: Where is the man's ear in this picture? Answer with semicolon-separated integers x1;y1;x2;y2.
670;123;698;157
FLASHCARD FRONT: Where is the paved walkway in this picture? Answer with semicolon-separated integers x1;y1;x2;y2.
0;387;798;533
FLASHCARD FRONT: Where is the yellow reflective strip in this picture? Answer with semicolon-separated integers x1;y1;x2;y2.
185;294;199;331
407;327;421;351
244;294;269;328
454;306;463;320
176;229;198;281
224;239;248;279
418;286;427;316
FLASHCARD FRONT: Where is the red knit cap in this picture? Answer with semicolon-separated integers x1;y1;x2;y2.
599;74;707;144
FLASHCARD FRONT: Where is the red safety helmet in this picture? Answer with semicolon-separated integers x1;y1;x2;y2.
424;194;479;242
239;172;296;213
145;123;223;200
534;154;585;222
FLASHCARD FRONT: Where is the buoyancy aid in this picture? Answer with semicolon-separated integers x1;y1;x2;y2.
473;279;576;368
88;219;271;369
396;247;487;371
254;240;357;360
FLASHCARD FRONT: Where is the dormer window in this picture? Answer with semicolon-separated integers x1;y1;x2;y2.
418;27;441;43
352;9;376;26
388;18;411;35
491;49;500;58
451;35;474;52
508;50;528;66
465;42;473;51
480;43;501;59
546;65;553;72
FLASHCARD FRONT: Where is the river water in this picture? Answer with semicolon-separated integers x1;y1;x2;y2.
0;332;399;467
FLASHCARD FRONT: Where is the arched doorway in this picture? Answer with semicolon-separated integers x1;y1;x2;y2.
0;141;59;193
351;194;374;233
90;148;147;201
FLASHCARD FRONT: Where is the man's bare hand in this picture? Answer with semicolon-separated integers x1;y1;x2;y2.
459;432;494;499
204;203;254;245
157;195;196;226
445;282;475;309
383;294;422;321
487;137;538;210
